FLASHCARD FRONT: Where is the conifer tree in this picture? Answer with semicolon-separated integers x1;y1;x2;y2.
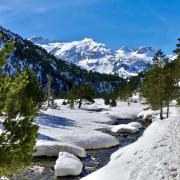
143;49;168;120
162;65;178;118
0;40;44;176
110;96;117;107
118;83;132;102
104;94;110;105
68;84;95;108
47;71;51;107
172;38;180;104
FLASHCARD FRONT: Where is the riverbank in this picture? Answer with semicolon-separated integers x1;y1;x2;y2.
14;117;146;180
82;106;180;180
13;99;146;179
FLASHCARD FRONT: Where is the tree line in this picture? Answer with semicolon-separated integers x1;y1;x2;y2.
59;39;180;114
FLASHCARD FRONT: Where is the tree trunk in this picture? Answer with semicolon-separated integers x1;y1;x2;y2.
160;103;163;120
47;71;51;108
78;99;82;109
166;103;169;118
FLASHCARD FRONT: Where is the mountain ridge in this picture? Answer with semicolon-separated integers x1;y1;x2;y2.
0;26;124;94
30;37;159;78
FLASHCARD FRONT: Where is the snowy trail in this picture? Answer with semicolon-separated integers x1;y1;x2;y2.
82;107;180;180
130;114;180;180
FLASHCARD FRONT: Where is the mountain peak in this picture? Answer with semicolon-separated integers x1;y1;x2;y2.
29;36;52;44
82;37;94;42
135;46;158;57
30;36;161;78
118;46;133;53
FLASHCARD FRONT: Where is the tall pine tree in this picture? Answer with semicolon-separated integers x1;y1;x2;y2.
143;49;168;119
173;38;180;104
0;39;44;177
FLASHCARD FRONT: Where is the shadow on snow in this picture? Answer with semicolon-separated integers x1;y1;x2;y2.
36;113;79;129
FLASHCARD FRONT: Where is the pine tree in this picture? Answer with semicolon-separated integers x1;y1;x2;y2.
118;83;132;102
110;96;117;107
172;38;180;105
143;49;168;120
67;84;95;109
0;40;44;176
104;95;110;105
47;71;51;108
162;65;178;118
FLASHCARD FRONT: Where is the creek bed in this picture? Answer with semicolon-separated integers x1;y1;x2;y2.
13;117;146;180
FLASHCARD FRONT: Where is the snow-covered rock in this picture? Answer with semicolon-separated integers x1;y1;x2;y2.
137;109;154;119
61;131;119;149
29;166;45;174
35;140;86;158
30;37;159;78
54;152;83;177
128;122;142;129
111;124;140;134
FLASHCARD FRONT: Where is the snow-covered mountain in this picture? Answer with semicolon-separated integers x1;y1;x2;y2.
0;26;124;94
30;37;158;78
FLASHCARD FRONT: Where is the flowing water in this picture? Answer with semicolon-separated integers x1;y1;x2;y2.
13;117;146;180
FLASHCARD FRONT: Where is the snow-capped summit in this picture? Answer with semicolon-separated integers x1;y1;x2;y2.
30;37;159;78
81;37;95;43
118;46;133;53
135;46;158;57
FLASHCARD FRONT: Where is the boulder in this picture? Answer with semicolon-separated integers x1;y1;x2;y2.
54;152;83;177
111;124;140;134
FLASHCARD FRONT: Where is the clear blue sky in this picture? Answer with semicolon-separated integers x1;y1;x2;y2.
0;0;180;53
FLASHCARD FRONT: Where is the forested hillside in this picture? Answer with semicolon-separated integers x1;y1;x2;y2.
0;26;124;96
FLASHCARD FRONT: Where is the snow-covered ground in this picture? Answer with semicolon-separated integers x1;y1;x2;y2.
2;98;179;179
35;99;144;154
82;106;180;180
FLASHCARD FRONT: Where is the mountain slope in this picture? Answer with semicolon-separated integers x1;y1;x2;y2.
0;26;124;94
30;37;158;78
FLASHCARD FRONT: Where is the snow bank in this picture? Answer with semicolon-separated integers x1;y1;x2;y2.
54;152;83;177
35;140;86;158
60;131;119;149
137;109;155;120
82;107;180;180
36;100;144;150
111;124;140;134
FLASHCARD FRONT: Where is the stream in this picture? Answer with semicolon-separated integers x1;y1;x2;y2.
13;117;146;180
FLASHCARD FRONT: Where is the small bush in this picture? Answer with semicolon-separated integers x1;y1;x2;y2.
62;100;67;105
110;97;117;107
104;96;110;105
